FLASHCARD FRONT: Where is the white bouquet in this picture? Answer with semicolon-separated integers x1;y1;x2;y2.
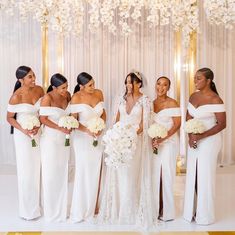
58;115;79;146
147;123;168;154
185;118;205;134
86;116;106;146
18;114;40;147
102;122;138;169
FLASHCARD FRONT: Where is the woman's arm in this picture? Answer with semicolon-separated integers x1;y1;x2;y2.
99;90;106;123
115;111;120;123
190;95;226;144
7;95;32;137
186;110;196;148
165;116;181;139
137;108;144;135
153;116;181;148
190;111;226;144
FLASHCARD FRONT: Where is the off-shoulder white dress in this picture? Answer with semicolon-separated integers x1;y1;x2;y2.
183;103;226;225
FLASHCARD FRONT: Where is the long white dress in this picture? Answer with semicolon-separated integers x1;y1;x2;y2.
152;108;181;221
40;106;70;222
97;95;153;227
7;101;41;220
183;103;226;225
70;102;104;223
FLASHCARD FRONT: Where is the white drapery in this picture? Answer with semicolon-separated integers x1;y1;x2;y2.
0;3;234;165
0;11;42;164
197;3;235;165
0;11;175;165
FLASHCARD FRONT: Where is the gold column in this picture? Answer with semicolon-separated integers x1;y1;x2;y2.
174;31;181;104
175;1;198;175
188;32;197;95
174;30;184;175
42;24;49;91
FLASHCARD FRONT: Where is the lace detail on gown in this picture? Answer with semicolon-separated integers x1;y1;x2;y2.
97;95;155;228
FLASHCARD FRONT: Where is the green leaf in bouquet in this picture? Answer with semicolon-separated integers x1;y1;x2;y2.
93;139;98;147
32;139;37;147
153;147;158;155
65;138;70;146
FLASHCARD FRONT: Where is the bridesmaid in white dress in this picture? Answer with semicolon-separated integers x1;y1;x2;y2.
98;72;153;226
7;66;44;220
183;68;226;225
39;73;71;222
70;72;106;223
152;76;181;221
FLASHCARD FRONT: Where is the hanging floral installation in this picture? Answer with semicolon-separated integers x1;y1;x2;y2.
0;0;234;46
204;0;235;29
0;0;16;15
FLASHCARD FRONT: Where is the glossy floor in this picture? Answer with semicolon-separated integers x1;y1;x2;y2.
0;165;234;232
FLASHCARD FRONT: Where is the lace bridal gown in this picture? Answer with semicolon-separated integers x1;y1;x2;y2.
97;95;153;227
7;100;41;220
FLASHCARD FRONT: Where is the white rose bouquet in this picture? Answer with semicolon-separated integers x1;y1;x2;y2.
185;118;206;134
102;122;138;169
86;116;106;146
18;114;40;147
185;118;206;149
148;123;168;154
58;115;79;146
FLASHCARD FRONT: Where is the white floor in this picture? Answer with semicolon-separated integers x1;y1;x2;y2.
0;165;235;232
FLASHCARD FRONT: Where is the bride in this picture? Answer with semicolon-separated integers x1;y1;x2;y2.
97;72;153;227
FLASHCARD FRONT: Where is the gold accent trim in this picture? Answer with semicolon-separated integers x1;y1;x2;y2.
42;25;49;91
174;30;181;104
7;233;41;235
208;233;235;235
188;31;197;95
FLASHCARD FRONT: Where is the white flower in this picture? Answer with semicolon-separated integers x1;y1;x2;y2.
102;121;138;169
100;0;118;34
5;0;235;48
87;0;100;33
17;0;85;35
58;115;79;146
185;118;206;134
171;0;199;47
86;116;105;134
17;114;40;147
146;0;171;27
58;115;79;129
147;123;168;139
204;0;235;29
0;0;16;15
18;114;40;130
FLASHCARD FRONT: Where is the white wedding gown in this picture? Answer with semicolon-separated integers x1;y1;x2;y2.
40;106;70;222
183;103;225;225
7;101;41;220
97;95;153;227
151;107;180;221
70;102;104;223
